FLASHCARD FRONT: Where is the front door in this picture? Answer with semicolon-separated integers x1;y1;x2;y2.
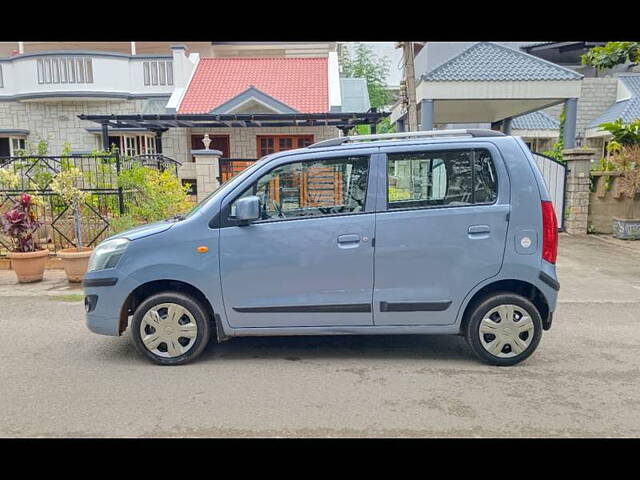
219;152;376;328
373;144;509;326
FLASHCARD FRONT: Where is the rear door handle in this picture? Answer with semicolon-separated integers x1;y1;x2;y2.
468;225;490;237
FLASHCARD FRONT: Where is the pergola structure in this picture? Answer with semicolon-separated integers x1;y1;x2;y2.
77;111;389;153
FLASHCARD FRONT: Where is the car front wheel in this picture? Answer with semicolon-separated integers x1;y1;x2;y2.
465;293;543;366
131;292;211;366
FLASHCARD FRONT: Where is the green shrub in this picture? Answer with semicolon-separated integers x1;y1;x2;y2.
117;164;192;224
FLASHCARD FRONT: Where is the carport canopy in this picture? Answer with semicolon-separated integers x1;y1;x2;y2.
391;43;583;147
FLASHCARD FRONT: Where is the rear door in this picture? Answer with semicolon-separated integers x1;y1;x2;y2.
373;142;510;326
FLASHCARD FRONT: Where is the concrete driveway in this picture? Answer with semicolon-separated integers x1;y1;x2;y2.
0;234;639;437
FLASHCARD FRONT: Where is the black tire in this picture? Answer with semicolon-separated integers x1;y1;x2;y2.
465;292;543;366
131;291;211;366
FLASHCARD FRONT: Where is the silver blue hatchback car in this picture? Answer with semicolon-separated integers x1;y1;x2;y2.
83;130;559;366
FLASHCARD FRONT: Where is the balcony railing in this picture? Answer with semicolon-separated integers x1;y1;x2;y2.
0;51;175;100
36;56;94;85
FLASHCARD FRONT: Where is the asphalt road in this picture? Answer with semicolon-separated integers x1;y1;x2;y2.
1;234;639;437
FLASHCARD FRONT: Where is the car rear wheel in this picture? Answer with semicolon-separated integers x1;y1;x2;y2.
131;292;211;366
465;293;543;366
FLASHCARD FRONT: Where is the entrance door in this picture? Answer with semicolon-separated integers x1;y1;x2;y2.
219;152;375;328
373;145;510;326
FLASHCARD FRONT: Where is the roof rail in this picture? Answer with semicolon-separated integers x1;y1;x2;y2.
308;129;505;149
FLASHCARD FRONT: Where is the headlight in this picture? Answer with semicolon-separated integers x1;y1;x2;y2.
87;238;130;272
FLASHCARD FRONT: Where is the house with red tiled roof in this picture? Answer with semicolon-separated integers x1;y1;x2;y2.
0;42;372;179
172;55;341;168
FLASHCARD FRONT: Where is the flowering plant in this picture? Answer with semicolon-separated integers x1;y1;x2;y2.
1;193;43;252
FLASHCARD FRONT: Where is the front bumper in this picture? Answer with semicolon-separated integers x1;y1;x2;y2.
83;272;141;336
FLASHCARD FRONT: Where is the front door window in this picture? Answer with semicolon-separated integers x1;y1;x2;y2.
230;155;369;221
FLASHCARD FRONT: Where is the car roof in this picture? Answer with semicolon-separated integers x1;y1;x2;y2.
264;131;515;161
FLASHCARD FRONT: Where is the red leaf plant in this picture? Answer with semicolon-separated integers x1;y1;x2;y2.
1;193;43;252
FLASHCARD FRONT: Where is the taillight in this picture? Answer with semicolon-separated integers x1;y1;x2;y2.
541;201;558;264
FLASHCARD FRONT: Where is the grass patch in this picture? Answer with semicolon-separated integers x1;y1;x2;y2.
50;294;85;302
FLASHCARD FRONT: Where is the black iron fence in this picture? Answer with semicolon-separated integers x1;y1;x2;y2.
0;151;180;256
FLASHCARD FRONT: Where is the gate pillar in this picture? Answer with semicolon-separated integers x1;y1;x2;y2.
190;149;222;202
563;148;596;235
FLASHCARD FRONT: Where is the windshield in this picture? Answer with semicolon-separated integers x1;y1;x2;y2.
181;154;274;220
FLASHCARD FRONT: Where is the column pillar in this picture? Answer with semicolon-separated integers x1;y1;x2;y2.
502;117;512;135
101;123;110;151
564;98;578;149
170;44;190;89
155;130;164;154
563;148;596;234
191;149;222;203
419;99;433;131
395;119;405;133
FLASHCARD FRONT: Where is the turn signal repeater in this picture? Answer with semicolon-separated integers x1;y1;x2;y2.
197;246;209;253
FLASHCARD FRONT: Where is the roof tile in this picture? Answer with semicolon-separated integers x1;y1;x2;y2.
512;111;560;130
179;57;328;114
588;74;640;127
422;42;583;82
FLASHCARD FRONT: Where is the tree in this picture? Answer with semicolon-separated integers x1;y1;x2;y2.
341;43;393;109
582;42;640;71
340;43;394;134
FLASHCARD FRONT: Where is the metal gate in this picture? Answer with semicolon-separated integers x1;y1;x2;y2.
531;152;567;231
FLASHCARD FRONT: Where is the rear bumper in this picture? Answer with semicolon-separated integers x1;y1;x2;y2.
539;271;560;291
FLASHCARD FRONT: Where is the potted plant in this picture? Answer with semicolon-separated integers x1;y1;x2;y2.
1;193;48;282
599;119;640;239
50;167;93;282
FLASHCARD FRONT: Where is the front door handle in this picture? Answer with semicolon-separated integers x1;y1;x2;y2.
338;234;360;243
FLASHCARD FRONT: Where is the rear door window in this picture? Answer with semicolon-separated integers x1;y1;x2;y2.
387;148;497;210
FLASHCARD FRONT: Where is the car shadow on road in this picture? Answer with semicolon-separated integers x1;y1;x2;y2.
98;332;477;365
95;329;479;365
197;333;476;364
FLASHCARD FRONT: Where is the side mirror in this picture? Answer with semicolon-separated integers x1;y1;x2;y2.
234;195;260;224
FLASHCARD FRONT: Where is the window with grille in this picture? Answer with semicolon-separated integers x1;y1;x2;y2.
104;134;157;156
143;60;173;86
37;57;93;84
256;135;314;158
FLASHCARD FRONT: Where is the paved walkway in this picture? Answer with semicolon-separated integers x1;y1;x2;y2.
0;269;81;297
